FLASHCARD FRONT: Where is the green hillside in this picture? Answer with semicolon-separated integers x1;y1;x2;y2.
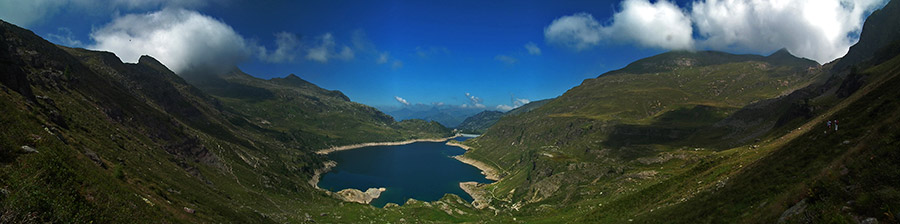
0;19;468;223
452;0;900;222
187;69;451;150
2;0;900;222
456;99;553;134
456;110;503;134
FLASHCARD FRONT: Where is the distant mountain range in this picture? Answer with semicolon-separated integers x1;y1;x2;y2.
378;104;486;128
455;99;552;134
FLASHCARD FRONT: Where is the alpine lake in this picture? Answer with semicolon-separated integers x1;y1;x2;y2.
317;136;493;207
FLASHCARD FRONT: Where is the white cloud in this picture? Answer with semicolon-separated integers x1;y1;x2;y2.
495;55;518;64
691;0;886;63
524;42;542;55
496;105;514;111
110;0;208;10
306;33;354;63
47;27;83;47
609;0;694;49
339;46;354;59
377;52;390;64
415;46;450;58
543;13;603;51
351;30;402;68
465;93;486;108
513;98;531;107
391;60;404;69
544;1;694;51
544;0;887;64
89;8;251;76
0;0;211;28
258;32;300;63
496;97;531;112
394;96;410;106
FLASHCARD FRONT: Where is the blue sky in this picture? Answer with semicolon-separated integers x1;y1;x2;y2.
0;0;887;110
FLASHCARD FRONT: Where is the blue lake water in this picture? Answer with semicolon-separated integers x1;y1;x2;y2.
317;136;492;207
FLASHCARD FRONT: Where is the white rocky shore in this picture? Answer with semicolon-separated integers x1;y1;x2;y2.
453;155;501;181
445;141;471;150
335;187;387;204
315;134;462;155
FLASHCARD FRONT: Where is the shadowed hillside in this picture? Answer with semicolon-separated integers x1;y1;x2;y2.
0;19;474;223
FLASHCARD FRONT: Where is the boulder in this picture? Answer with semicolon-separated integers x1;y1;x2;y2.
20;145;37;153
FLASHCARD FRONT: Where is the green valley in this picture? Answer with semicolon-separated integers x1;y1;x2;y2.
1;0;900;223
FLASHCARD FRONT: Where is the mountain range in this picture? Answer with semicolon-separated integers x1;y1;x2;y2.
1;0;899;222
378;104;487;128
455;98;552;134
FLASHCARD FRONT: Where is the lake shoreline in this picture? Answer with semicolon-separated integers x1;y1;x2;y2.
308;161;337;190
453;155;501;181
310;133;464;205
445;141;471;150
310;133;502;206
315;133;463;155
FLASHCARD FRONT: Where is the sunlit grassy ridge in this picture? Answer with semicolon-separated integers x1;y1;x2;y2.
454;1;900;222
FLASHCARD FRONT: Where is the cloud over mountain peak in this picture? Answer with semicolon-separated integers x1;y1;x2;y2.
544;0;888;64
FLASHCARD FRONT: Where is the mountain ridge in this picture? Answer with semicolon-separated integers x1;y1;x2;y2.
0;19;464;223
455;0;900;222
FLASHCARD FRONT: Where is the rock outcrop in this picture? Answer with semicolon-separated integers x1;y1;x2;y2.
459;182;492;209
335;187;386;204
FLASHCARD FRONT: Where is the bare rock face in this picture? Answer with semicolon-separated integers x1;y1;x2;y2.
335;187;386;204
459;182;491;209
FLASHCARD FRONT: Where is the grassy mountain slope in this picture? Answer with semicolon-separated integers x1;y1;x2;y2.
466;48;820;175
456;99;554;134
451;49;823;222
456;110;504;134
0;19;476;223
2;0;899;221
638;45;900;224
187;69;451;151
455;0;900;222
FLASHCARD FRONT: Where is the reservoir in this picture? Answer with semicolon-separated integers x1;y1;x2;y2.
317;136;492;207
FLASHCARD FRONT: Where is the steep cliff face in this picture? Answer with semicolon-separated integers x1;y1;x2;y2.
833;0;900;71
